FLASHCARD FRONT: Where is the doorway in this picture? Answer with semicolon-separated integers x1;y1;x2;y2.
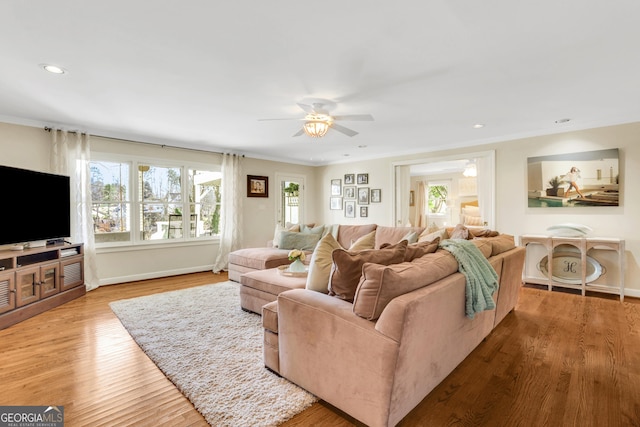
275;173;306;226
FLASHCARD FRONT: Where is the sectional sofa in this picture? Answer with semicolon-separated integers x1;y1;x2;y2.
229;223;525;426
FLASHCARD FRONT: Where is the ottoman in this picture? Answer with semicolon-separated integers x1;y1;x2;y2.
228;247;293;282
239;267;307;314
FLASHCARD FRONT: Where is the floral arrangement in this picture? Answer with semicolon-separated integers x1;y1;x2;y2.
288;249;306;262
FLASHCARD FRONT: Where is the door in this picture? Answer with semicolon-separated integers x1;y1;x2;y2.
275;173;306;226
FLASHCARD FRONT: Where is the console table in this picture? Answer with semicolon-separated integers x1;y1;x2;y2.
0;243;85;329
520;235;625;301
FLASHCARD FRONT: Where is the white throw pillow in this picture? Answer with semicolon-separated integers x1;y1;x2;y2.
306;233;343;293
349;230;376;251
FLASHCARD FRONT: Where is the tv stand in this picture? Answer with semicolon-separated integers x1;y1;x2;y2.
0;243;85;329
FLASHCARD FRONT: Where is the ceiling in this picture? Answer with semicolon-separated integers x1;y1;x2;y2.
2;1;640;166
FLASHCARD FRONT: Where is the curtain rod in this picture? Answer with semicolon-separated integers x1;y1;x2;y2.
43;126;243;157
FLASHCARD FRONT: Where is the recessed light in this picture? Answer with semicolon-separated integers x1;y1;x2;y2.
472;124;484;129
555;118;571;124
41;64;67;74
358;145;367;149
343;154;350;157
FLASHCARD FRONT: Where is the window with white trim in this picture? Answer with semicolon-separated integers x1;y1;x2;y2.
90;157;221;245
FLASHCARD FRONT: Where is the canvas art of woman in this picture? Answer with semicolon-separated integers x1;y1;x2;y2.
563;167;585;198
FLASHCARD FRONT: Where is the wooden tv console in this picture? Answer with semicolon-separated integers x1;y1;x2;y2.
0;243;85;330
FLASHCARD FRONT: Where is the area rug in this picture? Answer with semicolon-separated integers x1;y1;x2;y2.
109;281;317;426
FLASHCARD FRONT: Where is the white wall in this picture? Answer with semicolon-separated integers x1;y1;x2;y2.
317;122;640;294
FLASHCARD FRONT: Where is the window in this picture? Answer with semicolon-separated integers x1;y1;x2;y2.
90;157;221;245
427;181;449;215
91;161;131;244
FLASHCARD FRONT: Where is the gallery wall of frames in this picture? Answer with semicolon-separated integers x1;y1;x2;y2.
329;173;382;218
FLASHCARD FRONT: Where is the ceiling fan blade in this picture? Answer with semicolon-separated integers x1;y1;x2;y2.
331;123;359;137
292;128;305;137
296;103;314;114
258;117;301;121
332;114;374;121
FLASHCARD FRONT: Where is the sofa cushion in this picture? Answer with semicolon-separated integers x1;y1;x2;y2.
349;230;376;251
336;224;378;249
278;230;322;251
306;233;343;293
229;247;293;270
353;251;460;320
328;240;408;302
404;238;440;262
469;228;500;238
374;226;424;249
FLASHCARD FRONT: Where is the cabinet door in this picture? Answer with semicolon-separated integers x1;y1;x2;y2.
16;266;40;307
60;257;84;291
0;272;15;314
39;262;60;298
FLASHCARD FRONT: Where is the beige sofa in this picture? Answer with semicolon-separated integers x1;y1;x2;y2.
259;233;525;427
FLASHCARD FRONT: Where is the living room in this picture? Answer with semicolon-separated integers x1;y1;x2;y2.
2;1;640;425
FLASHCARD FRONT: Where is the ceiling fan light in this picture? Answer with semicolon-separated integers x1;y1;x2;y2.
303;120;330;138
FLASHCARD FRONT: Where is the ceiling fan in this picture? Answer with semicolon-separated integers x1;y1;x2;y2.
258;100;374;138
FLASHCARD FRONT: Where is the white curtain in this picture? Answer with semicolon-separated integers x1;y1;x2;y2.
395;165;411;226
51;130;100;291
213;153;243;273
414;180;426;227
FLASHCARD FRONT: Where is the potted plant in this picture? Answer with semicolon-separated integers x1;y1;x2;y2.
546;176;563;197
284;182;299;197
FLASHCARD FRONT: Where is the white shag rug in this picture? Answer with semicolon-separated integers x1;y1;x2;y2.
109;281;317;427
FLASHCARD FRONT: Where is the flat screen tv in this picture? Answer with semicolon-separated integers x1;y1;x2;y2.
0;165;71;246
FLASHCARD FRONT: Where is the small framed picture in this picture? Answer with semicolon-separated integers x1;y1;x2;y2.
344;174;355;185
344;186;356;199
371;189;381;203
409;190;415;206
360;206;368;218
331;179;342;196
358;187;369;205
357;173;369;185
330;197;343;210
247;175;268;198
345;200;356;218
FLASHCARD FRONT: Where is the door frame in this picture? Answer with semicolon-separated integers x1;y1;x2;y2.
274;173;306;225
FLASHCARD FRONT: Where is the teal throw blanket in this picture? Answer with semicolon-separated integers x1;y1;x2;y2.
439;239;499;319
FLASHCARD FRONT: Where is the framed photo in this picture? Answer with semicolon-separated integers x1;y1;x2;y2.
331;179;342;196
358;187;369;205
370;189;381;203
409;190;415;206
360;206;368;218
344;174;355;185
247;175;268;198
357;173;369;185
330;197;343;210
344;186;356;199
344;200;356;218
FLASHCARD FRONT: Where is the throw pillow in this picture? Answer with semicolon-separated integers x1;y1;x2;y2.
349;230;376;251
328;240;408;302
401;231;419;244
449;224;469;240
418;227;448;243
404;238;440;262
305;233;343;293
464;215;484;226
278;230;321;251
353;251;459;320
301;224;325;234
272;223;300;248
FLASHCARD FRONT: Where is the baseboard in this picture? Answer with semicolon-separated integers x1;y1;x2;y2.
99;264;215;286
623;288;640;299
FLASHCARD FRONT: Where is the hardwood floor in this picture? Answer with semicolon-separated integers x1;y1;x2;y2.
0;273;638;426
